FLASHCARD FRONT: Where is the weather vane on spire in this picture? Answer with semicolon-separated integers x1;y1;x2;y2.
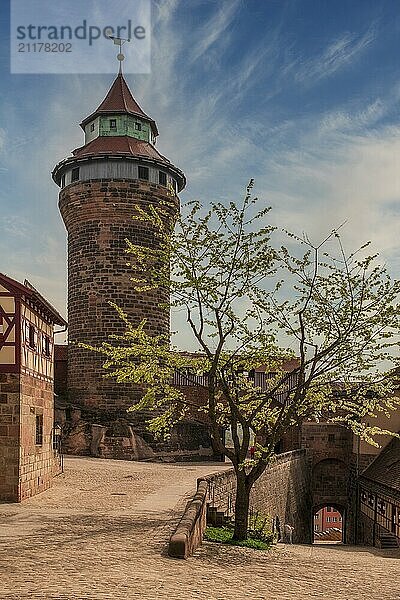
106;32;131;73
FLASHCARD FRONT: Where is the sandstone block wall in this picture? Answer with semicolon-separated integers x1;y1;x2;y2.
19;373;61;501
0;373;20;501
251;450;312;543
169;479;208;559
59;179;179;413
205;450;312;543
301;422;353;467
0;372;61;502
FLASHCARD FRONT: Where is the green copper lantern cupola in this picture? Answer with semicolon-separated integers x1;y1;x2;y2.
80;73;158;145
52;71;186;193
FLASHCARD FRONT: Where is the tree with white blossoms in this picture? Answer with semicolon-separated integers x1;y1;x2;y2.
86;181;400;541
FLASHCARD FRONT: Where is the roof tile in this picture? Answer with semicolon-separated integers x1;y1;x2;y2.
72;136;170;163
81;74;158;136
361;435;400;493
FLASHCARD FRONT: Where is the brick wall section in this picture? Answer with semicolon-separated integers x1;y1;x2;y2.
280;425;301;453
0;373;20;501
204;450;312;544
312;458;349;504
59;179;179;413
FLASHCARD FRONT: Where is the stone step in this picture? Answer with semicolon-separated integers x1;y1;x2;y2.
379;534;399;549
206;504;232;526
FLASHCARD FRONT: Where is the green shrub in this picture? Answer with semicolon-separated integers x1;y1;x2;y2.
247;509;274;544
204;526;271;550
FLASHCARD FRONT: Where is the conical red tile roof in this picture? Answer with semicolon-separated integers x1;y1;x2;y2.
80;73;158;136
72;136;170;163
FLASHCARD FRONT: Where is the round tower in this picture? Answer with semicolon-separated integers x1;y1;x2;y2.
53;74;185;451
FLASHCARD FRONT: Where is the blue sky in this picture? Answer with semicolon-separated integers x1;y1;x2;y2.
0;0;400;346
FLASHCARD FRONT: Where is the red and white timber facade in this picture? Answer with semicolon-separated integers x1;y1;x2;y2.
0;273;67;501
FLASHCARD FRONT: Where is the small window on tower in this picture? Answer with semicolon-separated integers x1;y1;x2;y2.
135;122;142;131
138;166;149;181
328;433;335;443
71;167;79;182
110;119;117;129
61;174;66;188
90;123;95;132
35;414;43;445
159;171;167;186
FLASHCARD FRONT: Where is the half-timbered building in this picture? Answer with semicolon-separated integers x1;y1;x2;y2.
358;435;400;548
0;273;67;501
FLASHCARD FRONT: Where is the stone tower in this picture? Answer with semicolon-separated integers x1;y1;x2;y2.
52;73;186;457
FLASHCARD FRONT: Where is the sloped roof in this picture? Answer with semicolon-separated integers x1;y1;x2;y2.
0;273;67;327
0;272;29;296
72;136;170;163
361;435;400;493
80;74;158;136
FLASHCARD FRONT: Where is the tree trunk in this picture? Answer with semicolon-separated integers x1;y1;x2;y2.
233;470;251;540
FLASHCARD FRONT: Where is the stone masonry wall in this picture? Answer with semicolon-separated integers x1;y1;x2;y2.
251;450;312;543
0;372;60;502
59;179;179;414
301;422;353;467
0;373;20;501
19;373;61;501
205;450;312;543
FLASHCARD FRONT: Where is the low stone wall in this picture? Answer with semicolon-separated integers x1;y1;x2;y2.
251;450;312;543
168;450;312;558
206;450;312;544
204;450;311;543
168;479;208;559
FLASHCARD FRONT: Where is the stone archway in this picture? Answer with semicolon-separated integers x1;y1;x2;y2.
312;503;345;543
311;458;350;543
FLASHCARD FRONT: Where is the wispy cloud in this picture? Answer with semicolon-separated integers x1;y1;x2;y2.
188;0;242;64
0;215;30;238
292;25;377;84
261;116;400;270
0;128;5;153
0;1;398;351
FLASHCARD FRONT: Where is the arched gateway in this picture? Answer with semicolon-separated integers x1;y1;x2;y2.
311;458;350;543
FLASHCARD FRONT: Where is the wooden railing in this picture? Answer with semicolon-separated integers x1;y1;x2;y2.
172;370;299;403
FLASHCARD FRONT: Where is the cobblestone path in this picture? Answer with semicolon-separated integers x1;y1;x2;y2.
0;457;399;599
